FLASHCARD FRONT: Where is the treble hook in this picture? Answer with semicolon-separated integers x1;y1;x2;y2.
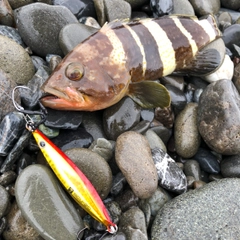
12;86;48;131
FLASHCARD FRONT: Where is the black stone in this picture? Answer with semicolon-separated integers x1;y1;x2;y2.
150;0;173;17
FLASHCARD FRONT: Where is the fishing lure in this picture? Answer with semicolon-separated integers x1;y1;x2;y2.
12;86;118;237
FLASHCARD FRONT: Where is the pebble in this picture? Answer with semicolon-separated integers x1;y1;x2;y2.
0;170;17;187
103;97;141;140
150;124;172;144
0;112;25;156
151;178;240;239
110;172;127;196
89;138;114;162
193;180;206;189
14;3;78;57
140;109;154;122
115;131;158;199
93;0;106;26
171;0;195;15
8;0;52;9
152;148;187;194
174;103;201;158
154;106;174;128
119;207;148;240
198;79;240;155
15;164;83;240
59;23;98;55
221;0;240;10
104;0;131;22
220;154;240;177
0;185;9;218
124;0;149;9
3;201;43;240
193;148;220;174
144;129;167;152
0;34;35;85
65;148;112;199
0;0;15;27
150;0;173;17
183;160;201;181
189;0;220;15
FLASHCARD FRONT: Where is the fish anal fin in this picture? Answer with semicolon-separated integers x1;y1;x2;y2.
127;81;171;109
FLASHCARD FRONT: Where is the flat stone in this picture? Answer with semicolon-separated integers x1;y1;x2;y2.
151;178;240;239
15;164;83;240
115;131;158;199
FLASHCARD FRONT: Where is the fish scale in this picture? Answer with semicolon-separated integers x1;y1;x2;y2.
41;15;221;111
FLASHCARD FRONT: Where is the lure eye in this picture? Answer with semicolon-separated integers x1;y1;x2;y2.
65;62;84;81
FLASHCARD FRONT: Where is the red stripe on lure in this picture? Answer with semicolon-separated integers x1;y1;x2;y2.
32;128;117;234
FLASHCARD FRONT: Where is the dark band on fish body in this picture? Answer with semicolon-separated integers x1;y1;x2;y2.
155;18;194;70
130;21;164;80
112;24;144;82
179;18;210;49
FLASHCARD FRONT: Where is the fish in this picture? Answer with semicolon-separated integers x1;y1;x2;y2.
41;14;221;111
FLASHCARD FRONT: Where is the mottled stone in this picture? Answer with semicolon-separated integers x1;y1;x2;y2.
150;0;173;17
115;131;158;199
0;35;35;85
154;106;174;129
65;148;112;199
152;148;187;194
3;201;43;240
0;171;17;186
221;155;240;177
175;103;201;158
151;178;240;239
15;165;83;240
119;207;147;240
198;79;240;155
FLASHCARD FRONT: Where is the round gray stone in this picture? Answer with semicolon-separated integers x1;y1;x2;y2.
189;0;220;15
175;103;201;158
0;35;35;85
221;0;240;10
14;3;78;57
65;148;112;199
171;0;195;15
115;131;158;199
220;155;240;177
15;164;83;240
144;129;166;152
151;178;240;239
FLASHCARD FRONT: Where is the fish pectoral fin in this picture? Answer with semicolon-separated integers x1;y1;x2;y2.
127;81;171;109
175;48;222;76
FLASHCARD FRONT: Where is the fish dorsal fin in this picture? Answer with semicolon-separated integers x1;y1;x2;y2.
101;18;130;31
162;14;198;20
127;81;171;109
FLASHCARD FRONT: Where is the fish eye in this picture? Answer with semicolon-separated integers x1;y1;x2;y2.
65;62;84;81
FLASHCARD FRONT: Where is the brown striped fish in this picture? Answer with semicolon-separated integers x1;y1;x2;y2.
41;15;221;111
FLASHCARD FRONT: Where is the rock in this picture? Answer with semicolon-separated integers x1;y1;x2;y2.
115;131;158;199
198;79;240;155
154;106;174;129
3;201;43;240
150;0;173;17
140;108;154;122
14;3;78;57
175;103;201;158
104;0;131;22
59;23;98;55
144;129;166;152
0;35;35;85
124;0;149;9
202;55;234;83
93;0;106;26
15;165;84;240
115;189;138;212
0;0;15;27
65;148;112;199
151;178;240;239
150;124;172;144
189;0;220;15
103;97;141;141
8;0;52;9
171;0;195;15
221;0;240;10
183;160;201;180
119;207;147;240
220;155;240;177
0;171;17;187
152;148;187;194
111;172;127;196
0;185;9;218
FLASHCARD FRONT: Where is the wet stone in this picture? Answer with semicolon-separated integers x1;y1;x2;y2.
52;127;93;151
152;148;187;194
0;185;9;218
115;189;138;212
140;108;154;122
0;34;35;85
103;97;141;141
154;106;174;129
14;3;78;57
144;129;166;152
150;0;173;17
189;0;220;15
0;171;17;187
171;0;195;15
220;155;240;177
149;124;172;144
183;160;201;181
115;131;158;199
59;23;98;55
3;201;43;240
65;148;112;199
198;79;240;155
15;165;83;240
193;148;220;174
175;103;201;158
119;207;147;240
151;178;240;239
111;172;127;196
0;112;25;156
